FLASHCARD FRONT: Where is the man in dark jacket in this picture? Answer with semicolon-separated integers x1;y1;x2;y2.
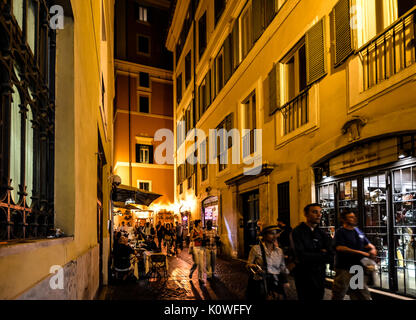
290;203;334;300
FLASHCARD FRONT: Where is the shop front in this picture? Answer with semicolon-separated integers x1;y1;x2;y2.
201;196;219;228
314;133;416;298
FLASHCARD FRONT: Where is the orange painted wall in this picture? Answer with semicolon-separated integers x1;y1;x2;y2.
113;72;174;207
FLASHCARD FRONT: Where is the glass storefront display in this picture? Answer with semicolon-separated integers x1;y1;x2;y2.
202;196;219;228
315;133;416;297
392;166;416;296
317;161;416;298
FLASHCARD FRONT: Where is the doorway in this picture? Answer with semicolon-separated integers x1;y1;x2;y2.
242;189;259;258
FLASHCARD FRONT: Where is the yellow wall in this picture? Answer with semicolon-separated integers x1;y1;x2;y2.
167;0;416;258
0;0;115;299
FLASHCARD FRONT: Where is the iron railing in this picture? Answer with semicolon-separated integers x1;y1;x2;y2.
242;129;256;158
359;7;416;91
281;88;309;135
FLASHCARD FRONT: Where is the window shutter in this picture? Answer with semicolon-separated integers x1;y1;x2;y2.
252;0;264;43
334;0;353;66
135;144;140;163
231;21;239;71
265;0;276;26
306;19;326;85
149;145;154;164
224;34;232;82
268;63;280;115
205;71;211;109
226;113;233;148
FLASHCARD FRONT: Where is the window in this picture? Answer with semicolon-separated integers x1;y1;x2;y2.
135;5;148;23
2;1;56;241
185;51;192;87
177;116;186;148
198;72;211;119
343;0;416;89
136;144;153;164
137;35;150;55
139;72;150;88
138;181;152;191
281;40;308;135
176;73;183;104
242;92;257;157
214;49;225;95
200;139;208;181
240;4;253;62
198;12;207;58
138;95;150;113
214;0;226;26
216;114;233;172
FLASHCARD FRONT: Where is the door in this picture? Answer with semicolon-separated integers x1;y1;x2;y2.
362;173;390;291
242;190;259;258
392;165;416;296
277;182;290;226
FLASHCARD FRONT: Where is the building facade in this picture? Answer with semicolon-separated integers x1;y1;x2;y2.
166;0;416;298
113;0;174;226
0;0;115;299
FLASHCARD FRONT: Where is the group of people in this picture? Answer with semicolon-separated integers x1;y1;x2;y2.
247;203;377;301
155;221;184;256
188;219;220;284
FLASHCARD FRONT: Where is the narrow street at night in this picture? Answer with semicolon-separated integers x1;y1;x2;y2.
2;0;416;314
99;249;338;301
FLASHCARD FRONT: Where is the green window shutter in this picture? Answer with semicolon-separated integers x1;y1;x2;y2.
252;0;264;43
306;19;326;85
231;21;239;71
268;63;280;116
334;0;353;66
224;34;232;82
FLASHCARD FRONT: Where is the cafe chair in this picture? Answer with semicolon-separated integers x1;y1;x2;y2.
146;254;168;280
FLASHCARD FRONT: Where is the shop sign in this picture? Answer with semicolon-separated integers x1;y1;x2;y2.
329;138;397;177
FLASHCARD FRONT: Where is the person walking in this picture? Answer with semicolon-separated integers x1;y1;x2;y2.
204;220;219;280
290;203;334;300
190;220;205;284
246;223;290;300
331;210;377;300
164;224;174;256
175;221;184;255
156;221;164;250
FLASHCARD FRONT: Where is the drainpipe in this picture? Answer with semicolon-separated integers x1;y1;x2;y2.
128;74;132;187
192;0;198;198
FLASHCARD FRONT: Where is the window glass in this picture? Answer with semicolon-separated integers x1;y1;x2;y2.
10;85;22;203
139;72;150;88
138;35;150;54
27;0;36;54
13;0;24;30
25;106;34;207
139;96;149;113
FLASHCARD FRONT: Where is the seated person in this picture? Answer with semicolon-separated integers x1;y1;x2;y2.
113;236;137;281
144;236;159;252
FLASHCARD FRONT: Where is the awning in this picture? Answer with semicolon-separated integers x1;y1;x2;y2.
111;184;162;207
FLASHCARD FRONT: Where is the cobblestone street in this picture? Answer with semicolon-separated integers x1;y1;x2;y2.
99;248;338;300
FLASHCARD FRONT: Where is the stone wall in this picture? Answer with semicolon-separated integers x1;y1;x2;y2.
17;245;99;300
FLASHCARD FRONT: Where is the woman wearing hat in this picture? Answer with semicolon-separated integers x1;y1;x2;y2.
246;223;290;300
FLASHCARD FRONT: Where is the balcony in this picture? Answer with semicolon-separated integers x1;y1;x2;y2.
281;88;309;135
359;8;416;91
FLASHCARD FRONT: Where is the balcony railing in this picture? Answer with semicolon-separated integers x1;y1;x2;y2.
281;88;309;135
359;8;416;91
242;129;256;158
